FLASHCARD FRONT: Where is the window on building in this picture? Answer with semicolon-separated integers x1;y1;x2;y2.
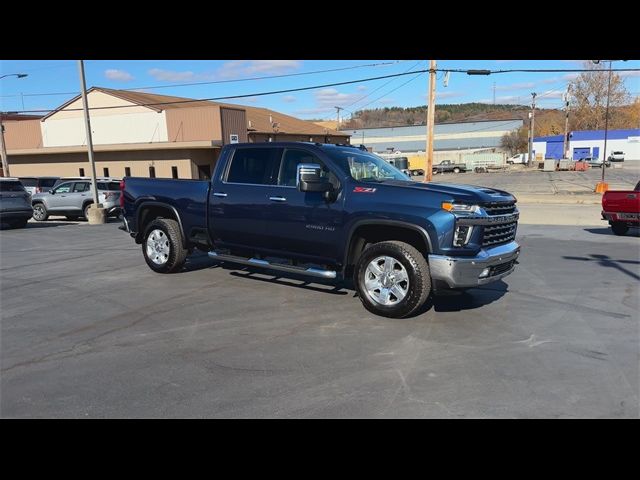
125;167;131;177
79;168;85;176
103;167;110;177
149;166;156;178
171;166;178;179
226;147;282;185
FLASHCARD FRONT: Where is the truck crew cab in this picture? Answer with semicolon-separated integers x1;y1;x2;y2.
121;143;521;318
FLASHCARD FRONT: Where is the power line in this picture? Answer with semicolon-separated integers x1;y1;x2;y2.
8;69;434;114
0;60;408;98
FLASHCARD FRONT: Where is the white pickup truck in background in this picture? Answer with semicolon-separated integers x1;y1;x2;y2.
507;153;529;164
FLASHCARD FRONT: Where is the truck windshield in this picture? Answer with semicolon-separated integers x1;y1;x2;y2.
325;149;410;182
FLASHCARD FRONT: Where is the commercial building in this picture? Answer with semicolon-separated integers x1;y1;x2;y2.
533;129;640;161
341;119;523;153
3;87;349;179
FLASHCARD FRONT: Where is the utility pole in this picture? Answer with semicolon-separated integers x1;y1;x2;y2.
598;60;613;192
0;113;9;177
334;106;343;130
77;60;104;224
493;82;496;105
563;85;571;159
528;92;537;167
0;73;28;177
424;59;437;182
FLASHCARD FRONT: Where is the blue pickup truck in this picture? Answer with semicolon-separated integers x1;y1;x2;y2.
120;142;520;318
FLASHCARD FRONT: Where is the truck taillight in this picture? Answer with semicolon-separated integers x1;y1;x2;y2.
119;180;125;208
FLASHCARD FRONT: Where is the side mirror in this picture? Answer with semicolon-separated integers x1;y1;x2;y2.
49;190;55;194
297;163;332;193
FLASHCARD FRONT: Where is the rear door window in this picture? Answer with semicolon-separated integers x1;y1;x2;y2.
226;147;282;185
72;182;90;192
0;181;27;192
18;178;37;187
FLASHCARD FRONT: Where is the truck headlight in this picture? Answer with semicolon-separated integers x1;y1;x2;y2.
441;202;480;214
453;225;473;247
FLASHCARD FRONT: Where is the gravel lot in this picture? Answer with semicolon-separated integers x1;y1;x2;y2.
1;216;638;418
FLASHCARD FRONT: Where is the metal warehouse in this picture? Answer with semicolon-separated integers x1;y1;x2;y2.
533;129;640;161
341;119;524;153
2;88;349;180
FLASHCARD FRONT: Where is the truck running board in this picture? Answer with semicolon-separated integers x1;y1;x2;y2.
207;251;337;279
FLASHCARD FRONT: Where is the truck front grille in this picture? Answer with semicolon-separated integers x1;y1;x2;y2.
482;222;517;247
482;202;516;216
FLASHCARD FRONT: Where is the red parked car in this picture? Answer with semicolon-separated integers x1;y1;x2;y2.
601;181;640;235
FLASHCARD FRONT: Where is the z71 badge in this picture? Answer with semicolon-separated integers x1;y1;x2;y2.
353;187;376;193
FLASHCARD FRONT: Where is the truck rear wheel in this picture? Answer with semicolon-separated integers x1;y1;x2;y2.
354;241;431;318
611;222;629;236
453;167;460;173
142;218;188;273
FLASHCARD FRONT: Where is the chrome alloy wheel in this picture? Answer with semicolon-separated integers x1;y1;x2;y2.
33;204;46;221
146;229;170;265
364;255;409;306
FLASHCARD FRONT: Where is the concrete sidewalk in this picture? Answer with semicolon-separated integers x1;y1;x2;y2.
516;193;602;205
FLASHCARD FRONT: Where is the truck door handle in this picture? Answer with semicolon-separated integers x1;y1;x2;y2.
269;196;287;202
627;194;636;199
213;192;228;198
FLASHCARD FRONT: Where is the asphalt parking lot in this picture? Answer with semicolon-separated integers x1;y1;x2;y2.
425;162;640;194
1;216;638;418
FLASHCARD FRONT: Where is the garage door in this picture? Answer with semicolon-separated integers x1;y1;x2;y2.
546;141;564;159
573;147;591;160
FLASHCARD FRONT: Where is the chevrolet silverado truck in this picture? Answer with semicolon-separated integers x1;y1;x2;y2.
601;180;640;235
432;160;467;174
120;143;520;318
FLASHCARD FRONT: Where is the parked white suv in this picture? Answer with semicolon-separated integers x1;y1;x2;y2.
608;151;625;162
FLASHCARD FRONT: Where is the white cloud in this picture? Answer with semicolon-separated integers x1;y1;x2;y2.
148;68;198;82
217;60;302;79
619;70;640;78
104;69;134;82
281;95;296;103
495;82;535;92
294;107;336;115
357;85;368;91
563;73;580;81
315;88;361;108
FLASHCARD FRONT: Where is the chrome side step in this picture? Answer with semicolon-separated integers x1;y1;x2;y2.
207;251;337;279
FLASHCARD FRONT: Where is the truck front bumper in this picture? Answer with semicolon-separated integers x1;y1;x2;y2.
428;241;520;288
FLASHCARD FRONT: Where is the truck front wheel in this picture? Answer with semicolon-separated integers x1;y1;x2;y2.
142;218;188;273
355;241;431;318
611;222;629;236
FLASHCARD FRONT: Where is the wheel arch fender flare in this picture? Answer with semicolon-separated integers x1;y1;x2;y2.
342;219;435;267
136;201;187;248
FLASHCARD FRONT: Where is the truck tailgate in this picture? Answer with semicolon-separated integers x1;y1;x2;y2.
603;191;640;213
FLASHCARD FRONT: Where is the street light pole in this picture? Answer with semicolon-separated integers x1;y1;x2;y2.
601;60;613;186
0;73;28;177
77;60;104;223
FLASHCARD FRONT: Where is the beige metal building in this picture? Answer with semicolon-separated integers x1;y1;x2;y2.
3;87;350;179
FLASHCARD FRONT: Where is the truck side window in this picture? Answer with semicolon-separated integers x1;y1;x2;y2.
226;147;282;185
72;182;89;193
278;149;339;189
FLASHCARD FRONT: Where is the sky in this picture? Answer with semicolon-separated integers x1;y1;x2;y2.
1;59;639;122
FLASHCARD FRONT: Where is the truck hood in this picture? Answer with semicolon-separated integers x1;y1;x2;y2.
371;180;516;204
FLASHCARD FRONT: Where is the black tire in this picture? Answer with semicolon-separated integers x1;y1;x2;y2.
83;203;93;219
453;167;460;173
142;218;188;273
611;222;629;236
32;203;48;221
66;216;80;221
354;240;431;318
